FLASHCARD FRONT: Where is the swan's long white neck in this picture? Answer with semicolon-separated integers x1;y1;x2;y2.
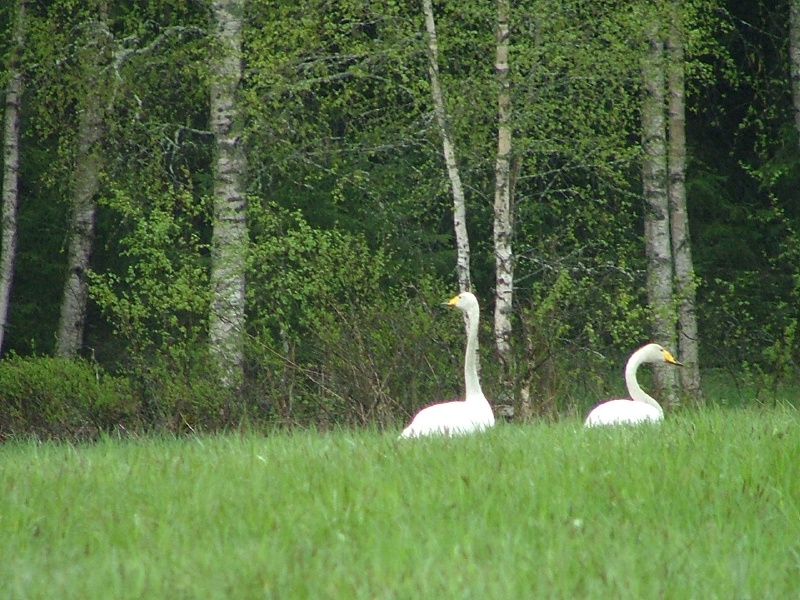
463;305;484;401
624;348;663;414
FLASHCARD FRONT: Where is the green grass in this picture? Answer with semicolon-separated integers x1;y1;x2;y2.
3;406;800;599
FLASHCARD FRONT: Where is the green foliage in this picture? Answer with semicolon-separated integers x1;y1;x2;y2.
129;360;242;433
4;145;70;355
423;0;658;362
88;183;210;364
83;180;228;431
10;0;211;357
247;200;391;338
292;280;466;428
0;354;247;439
0;356;139;440
242;0;672;408
5;0;800;429
699;271;798;395
244;0;450;263
246;202;464;426
511;264;651;417
689;0;800;381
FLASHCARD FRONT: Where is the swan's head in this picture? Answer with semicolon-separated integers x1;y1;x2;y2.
638;343;683;366
446;291;479;312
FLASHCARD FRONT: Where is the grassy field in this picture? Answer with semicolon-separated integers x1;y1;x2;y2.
3;406;800;599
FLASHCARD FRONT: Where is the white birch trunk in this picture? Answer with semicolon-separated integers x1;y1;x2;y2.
56;22;108;358
641;26;678;405
421;0;472;293
666;17;702;402
493;0;514;391
0;0;25;354
209;0;247;387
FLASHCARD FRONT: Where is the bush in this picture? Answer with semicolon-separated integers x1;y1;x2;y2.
0;356;140;441
130;359;241;433
244;279;466;429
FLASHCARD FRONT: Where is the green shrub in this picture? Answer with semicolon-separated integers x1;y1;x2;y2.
244;277;465;429
0;356;140;440
129;360;239;433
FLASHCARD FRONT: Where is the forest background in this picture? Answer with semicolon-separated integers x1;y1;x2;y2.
0;0;798;439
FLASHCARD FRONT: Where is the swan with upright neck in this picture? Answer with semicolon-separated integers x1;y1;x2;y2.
584;343;682;427
400;292;495;438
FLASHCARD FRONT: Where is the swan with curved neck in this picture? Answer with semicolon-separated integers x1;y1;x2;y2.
584;343;682;427
400;292;495;437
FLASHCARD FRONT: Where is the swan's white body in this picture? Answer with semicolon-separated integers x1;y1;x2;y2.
584;343;682;427
401;292;495;438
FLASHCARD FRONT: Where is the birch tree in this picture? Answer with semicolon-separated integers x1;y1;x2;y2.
56;16;110;358
641;21;678;405
421;0;472;293
0;0;25;354
493;0;514;392
666;12;702;402
208;0;247;387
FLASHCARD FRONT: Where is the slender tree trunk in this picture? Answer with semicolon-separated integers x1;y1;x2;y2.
56;103;103;358
209;0;247;387
666;16;702;402
421;0;472;293
641;26;678;405
56;20;109;358
0;0;25;354
791;0;800;147
493;0;515;400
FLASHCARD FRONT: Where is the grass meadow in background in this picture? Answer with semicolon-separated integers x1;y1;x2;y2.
3;405;800;599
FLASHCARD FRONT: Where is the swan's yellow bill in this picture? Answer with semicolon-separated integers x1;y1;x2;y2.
661;349;683;366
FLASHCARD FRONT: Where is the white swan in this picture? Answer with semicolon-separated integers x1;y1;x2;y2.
400;292;495;438
584;342;682;427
